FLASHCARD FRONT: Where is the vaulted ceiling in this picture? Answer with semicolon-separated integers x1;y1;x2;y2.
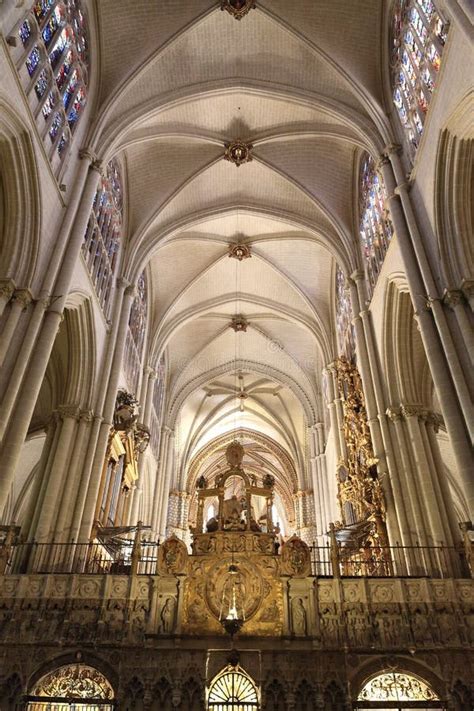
90;0;390;485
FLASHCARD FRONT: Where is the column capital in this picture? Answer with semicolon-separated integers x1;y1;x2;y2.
460;278;474;302
145;365;157;379
79;147;98;164
0;279;16;301
13;288;33;310
394;182;412;197
125;284;137;298
116;276;131;291
80;409;95;423
386;406;403;422
443;289;463;309
376;153;391;172
383;142;402;158
57;404;81;420
350;269;365;284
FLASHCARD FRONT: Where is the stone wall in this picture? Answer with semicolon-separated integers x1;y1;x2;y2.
0;572;472;709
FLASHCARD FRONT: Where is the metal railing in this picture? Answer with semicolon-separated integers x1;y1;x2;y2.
0;539;470;578
309;542;471;579
0;539;161;576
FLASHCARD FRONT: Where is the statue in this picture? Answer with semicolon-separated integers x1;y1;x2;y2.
292;598;307;635
159;597;175;634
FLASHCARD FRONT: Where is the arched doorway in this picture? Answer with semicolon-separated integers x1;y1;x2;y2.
26;664;114;710
208;664;259;711
354;670;444;710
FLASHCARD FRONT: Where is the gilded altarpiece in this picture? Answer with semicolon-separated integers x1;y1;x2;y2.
183;537;284;637
183;442;285;637
334;358;390;572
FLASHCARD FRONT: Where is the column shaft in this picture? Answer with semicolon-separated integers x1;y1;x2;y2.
380;156;474;517
78;285;136;540
0;161;101;510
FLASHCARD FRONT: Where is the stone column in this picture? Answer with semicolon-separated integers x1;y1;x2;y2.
129;482;143;527
386;408;424;547
158;429;175;539
443;290;474;368
0;156;102;512
309;423;329;539
142;367;156;427
379;152;474;518
32;405;80;542
21;418;61;540
69;277;129;540
402;405;446;546
0;151;98;441
151;426;171;536
325;362;347;461
389;151;472;438
77;283;136;541
0;289;32;368
53;409;94;542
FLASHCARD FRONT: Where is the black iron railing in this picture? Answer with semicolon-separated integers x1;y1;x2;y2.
0;539;161;575
309;542;471;579
0;539;471;578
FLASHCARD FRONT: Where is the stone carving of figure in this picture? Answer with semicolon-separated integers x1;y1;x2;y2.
411;607;433;644
292;598;307;636
159;597;176;634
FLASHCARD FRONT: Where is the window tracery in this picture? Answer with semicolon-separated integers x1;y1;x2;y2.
335;265;355;361
391;0;447;159
27;664;114;711
208;665;259;710
14;1;88;172
359;154;394;297
358;671;440;706
82;159;123;314
124;272;148;395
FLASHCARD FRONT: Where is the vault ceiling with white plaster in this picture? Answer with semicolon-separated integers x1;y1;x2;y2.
89;0;389;483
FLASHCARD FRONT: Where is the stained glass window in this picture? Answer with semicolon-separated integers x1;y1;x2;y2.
27;664;114;711
359;153;394;297
358;672;440;706
208;665;259;710
391;0;447;160
82;159;123;314
124;272;148;395
13;0;88;173
335;265;355;361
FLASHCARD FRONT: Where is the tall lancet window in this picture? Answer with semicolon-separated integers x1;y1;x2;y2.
82;159;123;314
391;0;447;160
14;0;89;172
359;154;394;298
124;272;147;396
335;265;355;362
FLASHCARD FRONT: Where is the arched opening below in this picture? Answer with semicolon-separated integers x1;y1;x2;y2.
26;664;114;711
207;664;259;711
354;671;444;710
